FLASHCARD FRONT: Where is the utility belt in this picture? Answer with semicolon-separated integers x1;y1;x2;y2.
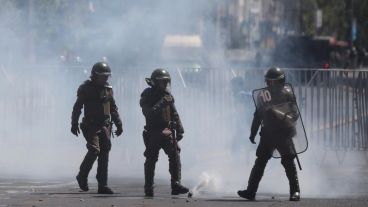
143;121;176;139
80;116;113;139
145;122;170;131
82;116;112;127
142;123;170;146
260;125;296;138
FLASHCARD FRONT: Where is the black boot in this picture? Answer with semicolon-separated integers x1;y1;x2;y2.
96;152;113;194
171;181;189;195
77;151;97;191
145;187;154;197
168;151;188;195
96;152;110;193
290;192;300;201
98;186;114;194
238;157;268;200
237;190;256;200
281;158;300;201
76;174;89;191
144;158;156;197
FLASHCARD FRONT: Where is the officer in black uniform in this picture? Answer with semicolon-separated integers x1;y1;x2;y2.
238;67;301;201
71;62;123;194
140;69;189;197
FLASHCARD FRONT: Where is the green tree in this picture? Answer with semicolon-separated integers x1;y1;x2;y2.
300;0;368;47
352;0;368;47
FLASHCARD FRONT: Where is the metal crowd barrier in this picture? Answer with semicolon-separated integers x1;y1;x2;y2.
1;66;367;165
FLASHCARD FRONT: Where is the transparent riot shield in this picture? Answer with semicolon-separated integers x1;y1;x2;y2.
252;83;308;159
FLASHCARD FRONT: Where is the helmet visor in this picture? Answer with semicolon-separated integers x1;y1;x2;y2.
155;76;170;81
95;71;111;76
266;79;283;87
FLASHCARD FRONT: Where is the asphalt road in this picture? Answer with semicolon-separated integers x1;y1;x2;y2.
0;177;367;207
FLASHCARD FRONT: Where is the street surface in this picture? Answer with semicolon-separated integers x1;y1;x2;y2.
0;177;367;207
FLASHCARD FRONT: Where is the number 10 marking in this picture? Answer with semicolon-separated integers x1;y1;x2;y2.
260;90;272;102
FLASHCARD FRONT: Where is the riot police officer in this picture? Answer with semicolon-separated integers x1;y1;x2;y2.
140;69;189;197
71;62;123;194
238;67;301;201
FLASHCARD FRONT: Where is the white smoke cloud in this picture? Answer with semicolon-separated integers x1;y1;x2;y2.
0;0;366;200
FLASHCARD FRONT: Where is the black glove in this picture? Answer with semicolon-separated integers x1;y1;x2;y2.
176;133;183;141
115;125;123;137
71;124;80;137
249;136;256;144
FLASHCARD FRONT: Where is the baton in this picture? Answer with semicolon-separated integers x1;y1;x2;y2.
295;153;302;171
292;143;302;170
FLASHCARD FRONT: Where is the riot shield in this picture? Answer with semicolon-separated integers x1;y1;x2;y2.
252;83;308;158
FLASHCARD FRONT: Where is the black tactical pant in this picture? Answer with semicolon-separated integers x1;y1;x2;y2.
143;129;181;190
246;128;300;194
79;124;112;187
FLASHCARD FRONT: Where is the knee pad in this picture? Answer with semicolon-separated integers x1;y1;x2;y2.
87;143;100;155
88;148;100;156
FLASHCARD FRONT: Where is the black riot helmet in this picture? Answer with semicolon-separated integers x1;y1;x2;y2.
90;62;111;79
146;68;171;87
265;67;285;87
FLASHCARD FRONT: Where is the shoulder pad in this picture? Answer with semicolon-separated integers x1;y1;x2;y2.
282;87;296;101
77;80;91;96
141;87;153;97
103;82;112;89
104;84;113;89
82;79;92;86
284;87;292;94
79;80;92;89
282;85;292;94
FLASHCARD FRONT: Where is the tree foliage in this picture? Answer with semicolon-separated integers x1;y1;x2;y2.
301;0;368;47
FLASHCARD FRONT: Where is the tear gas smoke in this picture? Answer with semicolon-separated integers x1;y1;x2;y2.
0;0;366;200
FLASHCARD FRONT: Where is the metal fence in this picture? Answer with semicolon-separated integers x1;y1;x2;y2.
1;66;367;165
286;69;368;151
285;69;368;164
